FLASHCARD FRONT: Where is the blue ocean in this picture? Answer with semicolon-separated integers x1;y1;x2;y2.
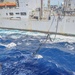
0;29;75;75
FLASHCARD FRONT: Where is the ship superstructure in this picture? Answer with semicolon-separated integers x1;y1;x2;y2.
0;0;75;36
64;0;75;11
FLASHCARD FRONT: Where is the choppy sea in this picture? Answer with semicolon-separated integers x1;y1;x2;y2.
0;29;75;75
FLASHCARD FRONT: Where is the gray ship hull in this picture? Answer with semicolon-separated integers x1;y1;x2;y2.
0;16;75;36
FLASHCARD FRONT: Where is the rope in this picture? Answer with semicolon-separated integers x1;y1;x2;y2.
33;33;52;55
33;15;60;55
52;16;59;41
48;14;56;32
33;15;56;55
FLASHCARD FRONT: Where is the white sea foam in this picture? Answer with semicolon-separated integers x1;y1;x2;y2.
73;72;75;75
17;42;22;45
25;43;31;46
0;42;17;48
0;29;75;43
50;35;75;43
0;36;2;39
72;72;75;75
48;60;60;68
10;35;21;39
34;54;43;59
25;32;45;36
0;43;6;47
5;42;17;48
65;44;74;50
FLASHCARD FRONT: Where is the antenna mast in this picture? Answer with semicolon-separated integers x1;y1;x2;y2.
48;0;50;9
40;0;43;19
48;0;51;19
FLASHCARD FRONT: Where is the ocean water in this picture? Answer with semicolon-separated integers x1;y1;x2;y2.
0;29;75;75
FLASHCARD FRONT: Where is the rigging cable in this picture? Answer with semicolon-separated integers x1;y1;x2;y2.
33;14;57;55
33;13;60;55
33;33;52;55
52;16;60;41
